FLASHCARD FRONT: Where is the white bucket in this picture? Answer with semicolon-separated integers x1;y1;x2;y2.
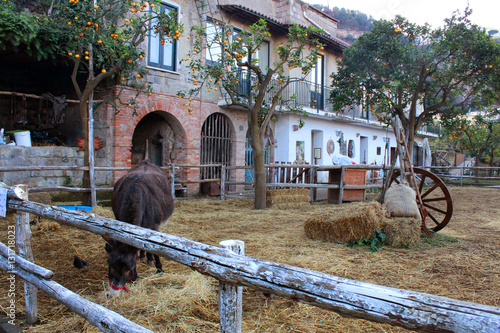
14;131;32;147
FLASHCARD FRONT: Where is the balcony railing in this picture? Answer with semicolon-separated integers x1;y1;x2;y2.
229;71;440;135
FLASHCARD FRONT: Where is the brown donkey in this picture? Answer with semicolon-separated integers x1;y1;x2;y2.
105;160;174;295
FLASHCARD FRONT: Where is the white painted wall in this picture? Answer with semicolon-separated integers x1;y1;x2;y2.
273;112;432;181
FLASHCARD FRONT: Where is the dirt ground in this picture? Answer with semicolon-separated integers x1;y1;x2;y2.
0;186;499;332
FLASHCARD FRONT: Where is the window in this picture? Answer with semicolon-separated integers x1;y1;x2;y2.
256;40;270;72
148;3;178;71
310;55;324;110
205;19;223;65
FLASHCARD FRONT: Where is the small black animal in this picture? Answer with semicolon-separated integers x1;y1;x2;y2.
104;160;174;295
73;255;89;271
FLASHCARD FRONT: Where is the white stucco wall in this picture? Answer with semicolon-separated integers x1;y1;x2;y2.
273;112;431;182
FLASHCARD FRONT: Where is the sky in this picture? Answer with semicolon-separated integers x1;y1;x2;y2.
306;0;500;30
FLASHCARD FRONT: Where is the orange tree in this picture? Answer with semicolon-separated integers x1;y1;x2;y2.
1;0;181;204
330;9;500;157
441;111;500;170
178;19;324;209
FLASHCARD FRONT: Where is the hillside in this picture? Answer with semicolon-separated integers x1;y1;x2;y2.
312;5;374;43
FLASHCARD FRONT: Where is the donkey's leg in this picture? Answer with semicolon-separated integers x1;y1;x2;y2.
154;254;163;273
146;252;155;266
139;250;146;258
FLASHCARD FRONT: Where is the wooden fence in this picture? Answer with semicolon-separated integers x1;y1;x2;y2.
0;164;386;203
431;166;500;186
3;185;500;332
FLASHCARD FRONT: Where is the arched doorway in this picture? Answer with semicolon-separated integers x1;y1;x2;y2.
131;111;186;167
200;113;234;181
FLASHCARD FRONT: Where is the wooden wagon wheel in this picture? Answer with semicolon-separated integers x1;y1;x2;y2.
389;167;453;232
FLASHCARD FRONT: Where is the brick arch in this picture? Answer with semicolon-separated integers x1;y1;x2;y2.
113;100;188;171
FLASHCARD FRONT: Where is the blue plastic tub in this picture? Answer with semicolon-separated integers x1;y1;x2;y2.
59;205;93;212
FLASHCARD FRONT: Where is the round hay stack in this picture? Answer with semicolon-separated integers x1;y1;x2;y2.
266;188;310;209
382;216;421;247
304;201;385;243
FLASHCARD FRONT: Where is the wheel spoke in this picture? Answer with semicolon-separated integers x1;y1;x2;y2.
422;196;447;203
426;210;440;227
423;203;448;215
421;183;439;199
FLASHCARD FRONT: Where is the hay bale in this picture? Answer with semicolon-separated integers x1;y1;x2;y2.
90;206;115;219
304;201;385;243
266;188;310;209
29;192;52;205
384;184;420;219
382;216;421;247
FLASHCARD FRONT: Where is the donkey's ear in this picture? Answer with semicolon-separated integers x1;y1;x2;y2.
102;235;117;248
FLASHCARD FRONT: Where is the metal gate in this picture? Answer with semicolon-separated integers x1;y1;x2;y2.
200;113;233;179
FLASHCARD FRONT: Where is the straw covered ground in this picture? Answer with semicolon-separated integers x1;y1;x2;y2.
1;186;500;332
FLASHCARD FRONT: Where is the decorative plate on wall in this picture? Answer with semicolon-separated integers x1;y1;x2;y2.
326;139;335;155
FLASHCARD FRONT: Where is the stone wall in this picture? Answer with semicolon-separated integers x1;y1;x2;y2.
0;145;113;188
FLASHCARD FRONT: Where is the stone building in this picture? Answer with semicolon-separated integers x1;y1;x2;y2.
0;0;349;195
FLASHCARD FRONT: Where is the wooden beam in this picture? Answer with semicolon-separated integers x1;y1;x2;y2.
0;241;53;279
0;256;153;333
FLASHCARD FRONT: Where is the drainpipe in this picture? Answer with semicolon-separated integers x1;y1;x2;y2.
302;4;326;31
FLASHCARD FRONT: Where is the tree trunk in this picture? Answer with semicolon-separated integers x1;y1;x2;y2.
475;154;481;181
252;136;266;210
80;100;91;206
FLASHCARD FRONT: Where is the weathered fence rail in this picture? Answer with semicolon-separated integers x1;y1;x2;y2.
0;244;154;333
5;196;500;332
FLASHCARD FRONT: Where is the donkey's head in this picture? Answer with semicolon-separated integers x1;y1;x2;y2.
104;237;137;296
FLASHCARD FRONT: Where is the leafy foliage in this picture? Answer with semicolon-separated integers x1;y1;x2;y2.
0;1;59;60
330;9;500;153
179;19;323;119
441;111;500;164
348;229;386;252
2;0;182;103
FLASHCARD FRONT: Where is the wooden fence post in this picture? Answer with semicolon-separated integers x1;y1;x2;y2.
218;240;244;333
14;185;37;325
310;167;317;202
171;165;176;198
338;166;345;204
220;165;226;200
